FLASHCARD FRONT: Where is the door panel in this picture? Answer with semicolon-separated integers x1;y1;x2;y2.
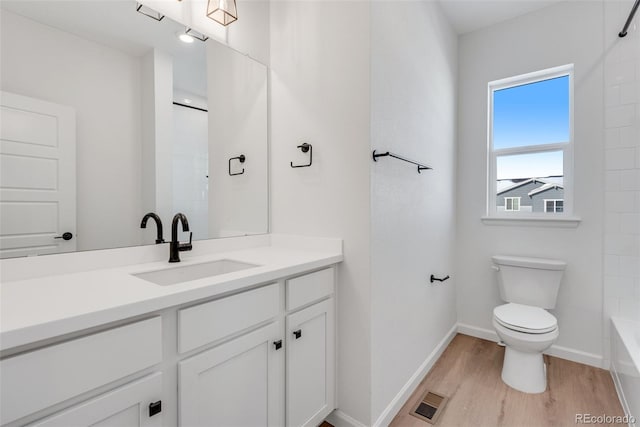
286;299;335;427
0;105;59;147
0;91;76;258
179;321;284;427
1;202;58;234
1;154;58;189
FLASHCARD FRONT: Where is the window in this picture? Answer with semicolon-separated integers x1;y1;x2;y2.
487;65;573;218
504;197;520;211
544;199;564;213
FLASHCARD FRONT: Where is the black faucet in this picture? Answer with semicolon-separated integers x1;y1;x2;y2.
169;213;192;263
141;213;165;244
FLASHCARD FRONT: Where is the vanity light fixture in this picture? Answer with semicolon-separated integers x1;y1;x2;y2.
135;2;165;21
177;28;209;43
207;0;237;26
185;28;209;42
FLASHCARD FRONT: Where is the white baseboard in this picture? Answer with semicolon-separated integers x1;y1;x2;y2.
545;344;604;369
457;323;604;369
371;324;458;427
325;410;368;427
457;323;498;342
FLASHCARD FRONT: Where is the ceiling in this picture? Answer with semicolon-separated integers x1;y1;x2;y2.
2;0;569;69
1;0;208;97
438;0;566;34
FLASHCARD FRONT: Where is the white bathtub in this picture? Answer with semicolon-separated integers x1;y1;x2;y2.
611;317;640;427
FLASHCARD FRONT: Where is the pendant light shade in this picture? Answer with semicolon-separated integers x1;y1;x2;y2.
207;0;237;26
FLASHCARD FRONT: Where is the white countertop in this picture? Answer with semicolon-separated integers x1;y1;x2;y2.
0;235;343;351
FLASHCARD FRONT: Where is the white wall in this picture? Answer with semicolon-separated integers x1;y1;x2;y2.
141;49;174;240
456;1;606;363
208;41;268;237
370;1;458;423
602;0;640;351
269;1;372;424
227;0;270;65
1;10;143;251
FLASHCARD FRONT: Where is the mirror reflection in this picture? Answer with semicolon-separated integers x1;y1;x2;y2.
0;0;268;259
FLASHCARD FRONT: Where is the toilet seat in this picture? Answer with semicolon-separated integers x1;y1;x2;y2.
493;303;557;334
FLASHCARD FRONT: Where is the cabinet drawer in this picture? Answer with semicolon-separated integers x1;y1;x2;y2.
0;317;162;425
286;268;334;311
178;283;279;353
29;372;163;427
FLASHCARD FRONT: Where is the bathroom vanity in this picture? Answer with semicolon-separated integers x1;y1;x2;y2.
0;235;342;427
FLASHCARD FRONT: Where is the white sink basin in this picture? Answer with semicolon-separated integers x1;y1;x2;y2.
133;259;260;286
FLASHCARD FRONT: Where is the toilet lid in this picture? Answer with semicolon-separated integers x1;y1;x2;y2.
494;303;557;334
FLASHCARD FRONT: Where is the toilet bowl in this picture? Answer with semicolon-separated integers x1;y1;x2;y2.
493;303;558;393
490;255;565;394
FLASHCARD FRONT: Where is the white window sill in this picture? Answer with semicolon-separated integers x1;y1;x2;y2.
481;216;581;228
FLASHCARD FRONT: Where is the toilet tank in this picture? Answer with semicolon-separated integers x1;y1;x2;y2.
492;255;566;309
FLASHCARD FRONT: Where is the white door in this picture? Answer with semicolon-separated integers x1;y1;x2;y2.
29;373;163;427
286;299;335;427
0;91;76;258
179;321;285;427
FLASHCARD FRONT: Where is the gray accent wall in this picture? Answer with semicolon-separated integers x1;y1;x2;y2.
531;187;564;212
497;181;564;212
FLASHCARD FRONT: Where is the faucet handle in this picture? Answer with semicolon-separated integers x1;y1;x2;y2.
179;232;193;252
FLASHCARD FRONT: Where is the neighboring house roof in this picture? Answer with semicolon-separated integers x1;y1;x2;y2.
497;178;547;196
528;183;564;197
497;176;564;196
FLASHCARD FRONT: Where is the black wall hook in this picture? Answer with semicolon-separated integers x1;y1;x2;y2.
430;275;450;283
229;154;246;176
291;143;312;168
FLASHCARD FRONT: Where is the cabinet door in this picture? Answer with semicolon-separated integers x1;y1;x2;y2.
286;298;335;427
179;321;284;427
29;373;162;427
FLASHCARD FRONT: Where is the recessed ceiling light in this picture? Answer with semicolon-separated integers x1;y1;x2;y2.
178;33;195;43
183;98;192;104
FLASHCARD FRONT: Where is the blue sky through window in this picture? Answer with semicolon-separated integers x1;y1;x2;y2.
493;75;569;179
493;76;569;150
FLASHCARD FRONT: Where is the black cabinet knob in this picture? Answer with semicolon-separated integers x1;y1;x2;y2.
149;400;162;417
293;329;302;339
273;340;283;350
54;232;73;241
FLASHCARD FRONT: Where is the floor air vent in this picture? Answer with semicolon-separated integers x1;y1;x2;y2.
410;390;449;424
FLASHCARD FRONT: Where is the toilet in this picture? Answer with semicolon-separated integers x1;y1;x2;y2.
491;255;566;394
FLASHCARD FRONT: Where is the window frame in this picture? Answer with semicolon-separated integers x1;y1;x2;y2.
486;64;574;219
544;199;564;213
504;197;521;212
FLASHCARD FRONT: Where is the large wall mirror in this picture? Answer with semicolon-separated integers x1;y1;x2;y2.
0;0;268;259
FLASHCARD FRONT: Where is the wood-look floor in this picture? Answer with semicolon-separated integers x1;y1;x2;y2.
390;334;624;427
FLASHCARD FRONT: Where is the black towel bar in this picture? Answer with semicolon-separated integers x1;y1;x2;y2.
372;150;432;173
228;154;246;176
291;143;313;168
